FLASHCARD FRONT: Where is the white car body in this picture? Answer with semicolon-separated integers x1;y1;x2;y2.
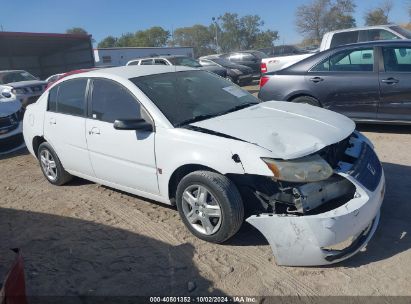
0;98;24;154
262;24;411;74
23;66;385;266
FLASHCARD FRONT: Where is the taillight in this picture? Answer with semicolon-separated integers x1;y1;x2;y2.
261;62;267;73
259;76;270;88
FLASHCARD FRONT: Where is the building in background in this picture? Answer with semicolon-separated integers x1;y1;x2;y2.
0;31;94;80
94;47;194;67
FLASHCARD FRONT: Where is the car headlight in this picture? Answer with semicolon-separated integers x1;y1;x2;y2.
232;69;243;75
1;88;12;99
262;154;333;183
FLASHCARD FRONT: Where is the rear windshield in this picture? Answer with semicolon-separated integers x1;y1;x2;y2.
167;57;202;68
130;70;259;126
0;71;37;84
390;26;411;39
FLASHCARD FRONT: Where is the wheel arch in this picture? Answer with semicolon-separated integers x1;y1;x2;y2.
168;164;220;205
286;92;322;107
32;136;46;158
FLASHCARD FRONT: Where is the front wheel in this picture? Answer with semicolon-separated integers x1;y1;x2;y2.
176;171;244;243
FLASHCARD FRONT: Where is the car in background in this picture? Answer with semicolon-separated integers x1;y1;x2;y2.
198;57;253;85
45;68;98;89
219;50;267;77
45;73;63;83
261;24;411;73
259;40;411;124
23;65;384;266
0;70;47;108
126;56;227;78
0;97;24;154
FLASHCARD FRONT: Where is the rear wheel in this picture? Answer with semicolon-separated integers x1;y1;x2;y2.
292;96;321;107
38;142;72;186
176;171;244;243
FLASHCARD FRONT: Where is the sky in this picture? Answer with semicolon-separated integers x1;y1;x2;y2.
0;0;410;45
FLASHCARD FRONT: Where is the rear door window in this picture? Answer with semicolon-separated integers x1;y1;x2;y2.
140;59;154;65
368;29;399;41
50;79;87;116
382;47;411;72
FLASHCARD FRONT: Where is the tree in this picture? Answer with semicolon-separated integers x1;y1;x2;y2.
116;32;135;47
66;27;89;35
97;36;117;48
295;0;356;43
364;0;393;26
217;13;279;52
173;25;214;57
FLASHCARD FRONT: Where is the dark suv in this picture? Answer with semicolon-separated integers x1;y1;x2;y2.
220;51;267;77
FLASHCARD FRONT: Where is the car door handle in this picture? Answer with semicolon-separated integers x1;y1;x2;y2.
88;127;100;135
49;118;56;125
309;77;324;83
381;77;399;84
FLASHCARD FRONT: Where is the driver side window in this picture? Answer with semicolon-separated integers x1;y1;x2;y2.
90;79;149;123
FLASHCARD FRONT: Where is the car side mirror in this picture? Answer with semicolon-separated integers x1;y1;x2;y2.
113;118;153;132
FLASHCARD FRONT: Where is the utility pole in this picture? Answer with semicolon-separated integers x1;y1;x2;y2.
212;17;219;53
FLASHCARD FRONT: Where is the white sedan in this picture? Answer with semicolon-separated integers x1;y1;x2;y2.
23;66;385;266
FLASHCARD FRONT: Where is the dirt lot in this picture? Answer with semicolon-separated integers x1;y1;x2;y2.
0;114;410;297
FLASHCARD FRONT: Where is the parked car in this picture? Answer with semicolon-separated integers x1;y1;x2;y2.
198;57;253;85
259;40;411;123
126;56;227;78
23;65;384;266
220;50;267;77
0;97;25;154
261;24;411;73
0;70;47;108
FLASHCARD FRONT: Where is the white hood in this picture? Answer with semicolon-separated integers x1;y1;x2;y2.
0;99;21;118
191;101;355;159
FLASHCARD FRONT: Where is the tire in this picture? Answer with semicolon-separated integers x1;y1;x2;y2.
176;171;244;243
292;96;321;107
38;142;72;186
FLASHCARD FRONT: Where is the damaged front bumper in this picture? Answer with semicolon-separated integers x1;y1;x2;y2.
246;136;385;266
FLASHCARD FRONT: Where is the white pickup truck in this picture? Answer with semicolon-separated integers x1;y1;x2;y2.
261;24;411;73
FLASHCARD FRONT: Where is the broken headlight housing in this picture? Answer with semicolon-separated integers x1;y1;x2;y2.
262;154;333;183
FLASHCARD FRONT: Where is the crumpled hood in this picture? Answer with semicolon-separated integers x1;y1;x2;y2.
0;99;21;117
191;101;355;159
4;80;47;88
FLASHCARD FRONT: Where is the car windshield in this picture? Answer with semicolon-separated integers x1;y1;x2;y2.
131;70;260;127
390;25;411;39
167;57;202;68
0;71;37;84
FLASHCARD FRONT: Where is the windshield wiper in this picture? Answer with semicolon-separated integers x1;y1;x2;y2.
175;114;219;127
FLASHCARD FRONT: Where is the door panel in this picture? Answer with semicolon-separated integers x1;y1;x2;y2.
378;46;411;122
43;79;93;176
307;47;379;120
86;78;159;194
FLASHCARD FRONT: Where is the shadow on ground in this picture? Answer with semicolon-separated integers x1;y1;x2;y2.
357;123;411;134
0;208;225;298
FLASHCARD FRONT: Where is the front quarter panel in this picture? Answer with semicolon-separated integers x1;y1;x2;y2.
155;127;254;200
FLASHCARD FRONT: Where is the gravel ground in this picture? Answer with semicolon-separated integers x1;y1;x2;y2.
0;99;410;298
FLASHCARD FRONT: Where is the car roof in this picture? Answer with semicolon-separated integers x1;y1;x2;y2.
331;39;411;50
325;24;396;35
62;65;196;80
